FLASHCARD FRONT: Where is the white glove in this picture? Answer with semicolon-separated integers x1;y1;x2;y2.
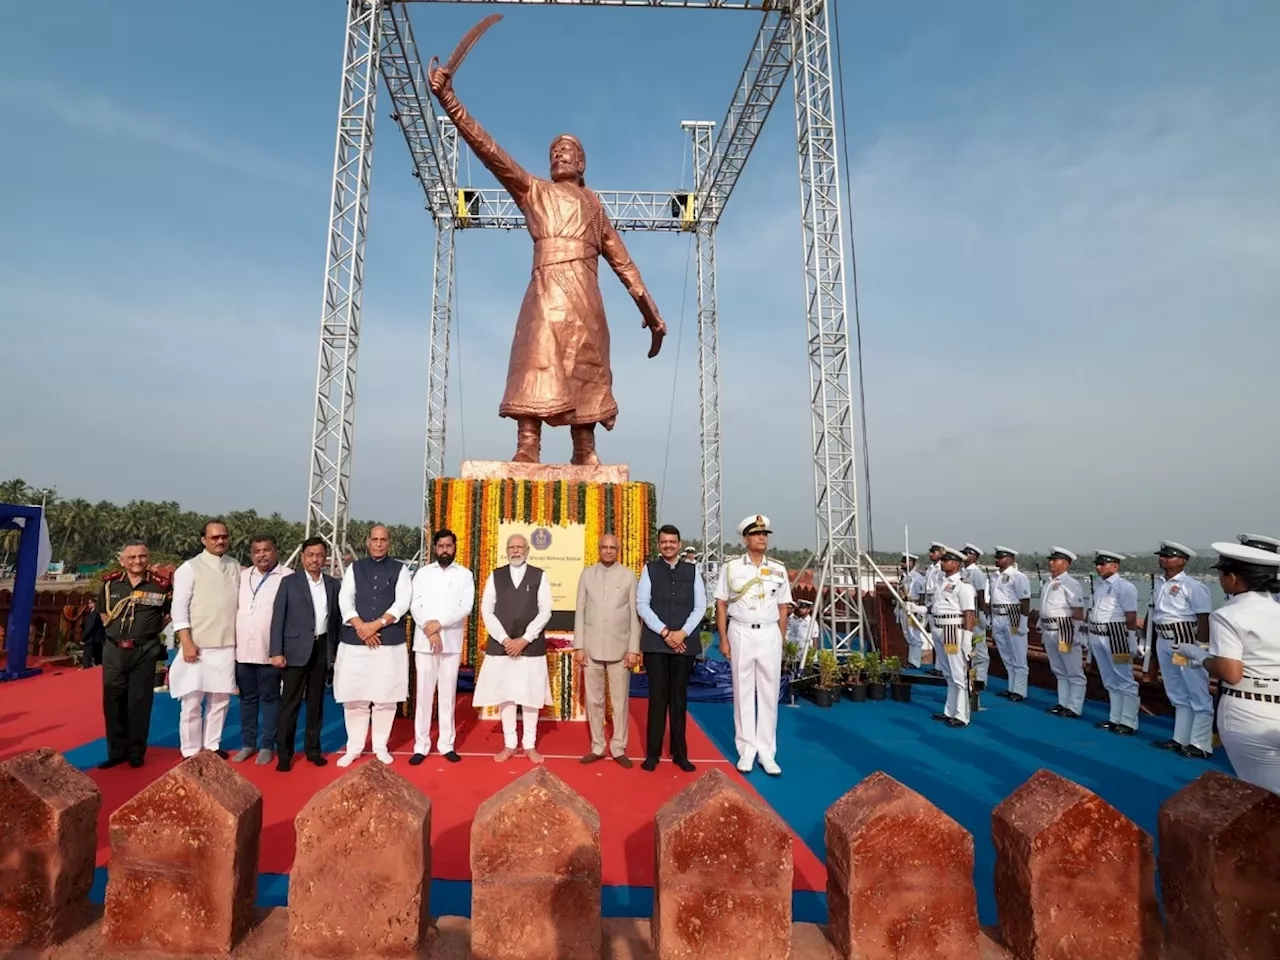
960;629;973;657
1173;643;1209;665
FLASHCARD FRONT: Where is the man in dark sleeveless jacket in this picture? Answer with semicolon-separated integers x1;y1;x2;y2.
334;525;412;766
637;524;706;772
474;533;553;763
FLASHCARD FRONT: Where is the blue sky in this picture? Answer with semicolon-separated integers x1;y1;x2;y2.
3;1;1278;553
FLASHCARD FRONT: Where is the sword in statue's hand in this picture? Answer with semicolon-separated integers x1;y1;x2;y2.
429;13;502;92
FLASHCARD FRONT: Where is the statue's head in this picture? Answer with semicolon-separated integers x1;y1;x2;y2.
549;134;585;186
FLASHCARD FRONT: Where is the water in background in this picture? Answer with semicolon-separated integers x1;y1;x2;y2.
1019;572;1227;611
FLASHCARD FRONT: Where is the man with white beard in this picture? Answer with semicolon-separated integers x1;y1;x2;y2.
474;533;553;763
408;528;475;765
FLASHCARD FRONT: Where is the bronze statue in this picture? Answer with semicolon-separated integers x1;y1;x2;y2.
428;21;667;466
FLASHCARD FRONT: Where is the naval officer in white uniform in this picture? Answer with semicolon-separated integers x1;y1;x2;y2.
1238;534;1280;604
408;528;475;765
899;553;928;668
928;545;977;726
1140;540;1213;757
987;547;1032;701
1087;550;1141;734
1039;548;1087;718
715;514;792;776
1174;542;1280;794
961;545;990;690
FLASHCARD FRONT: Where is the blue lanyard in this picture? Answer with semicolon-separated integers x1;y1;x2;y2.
249;568;277;610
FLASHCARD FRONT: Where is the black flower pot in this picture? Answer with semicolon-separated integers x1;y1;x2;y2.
891;682;913;702
867;681;887;701
844;682;868;702
813;686;836;707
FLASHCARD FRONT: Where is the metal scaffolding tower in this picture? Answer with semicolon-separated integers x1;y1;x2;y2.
304;0;864;650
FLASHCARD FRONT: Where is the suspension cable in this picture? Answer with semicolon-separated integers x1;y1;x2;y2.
659;143;694;506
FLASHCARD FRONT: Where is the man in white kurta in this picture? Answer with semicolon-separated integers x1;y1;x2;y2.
474;534;553;764
715;514;792;776
169;520;242;758
408;528;475;765
336;525;412;766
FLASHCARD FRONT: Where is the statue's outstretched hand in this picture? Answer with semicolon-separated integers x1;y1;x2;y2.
428;66;453;98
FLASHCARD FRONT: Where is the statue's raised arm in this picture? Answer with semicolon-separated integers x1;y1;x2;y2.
429;68;533;207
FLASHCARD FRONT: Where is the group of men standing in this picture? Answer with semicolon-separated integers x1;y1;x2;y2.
895;539;1225;759
92;513;794;775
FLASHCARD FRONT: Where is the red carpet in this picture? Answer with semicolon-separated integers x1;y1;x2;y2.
6;669;826;893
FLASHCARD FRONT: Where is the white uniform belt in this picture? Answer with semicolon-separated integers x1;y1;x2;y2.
731;619;775;628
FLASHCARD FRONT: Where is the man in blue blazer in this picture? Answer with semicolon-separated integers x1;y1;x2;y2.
270;536;342;772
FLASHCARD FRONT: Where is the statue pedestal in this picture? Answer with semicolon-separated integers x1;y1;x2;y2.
419;472;655;721
460;460;630;484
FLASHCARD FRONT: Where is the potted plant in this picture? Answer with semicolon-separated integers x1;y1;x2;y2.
842;652;867;702
885;655;912;702
865;651;887;701
814;649;841;707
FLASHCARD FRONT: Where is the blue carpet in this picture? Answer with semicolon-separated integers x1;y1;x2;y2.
690;676;1232;926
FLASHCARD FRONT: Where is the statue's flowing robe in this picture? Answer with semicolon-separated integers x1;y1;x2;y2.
442;94;650;429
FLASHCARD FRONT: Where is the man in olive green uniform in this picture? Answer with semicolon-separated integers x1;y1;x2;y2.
96;539;172;769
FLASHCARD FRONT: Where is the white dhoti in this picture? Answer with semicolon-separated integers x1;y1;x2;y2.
473;653;552;751
334;642;409;764
168;646;237;758
414;651;462;756
727;620;783;764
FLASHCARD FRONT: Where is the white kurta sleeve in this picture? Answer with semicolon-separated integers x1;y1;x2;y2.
338;566;358;624
524;572;553;641
386;565;412;621
170;562;195;631
480;573;506;642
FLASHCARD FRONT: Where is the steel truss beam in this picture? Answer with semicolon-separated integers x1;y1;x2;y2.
696;6;793;222
452;188;695;232
791;0;862;651
682;121;723;591
306;0;383;566
379;1;456;215
421;120;461;556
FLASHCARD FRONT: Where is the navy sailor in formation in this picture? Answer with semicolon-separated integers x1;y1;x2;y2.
987;547;1032;701
1086;550;1141;735
335;524;412;766
927;545;977;726
1140;540;1213;757
1174;542;1280;794
1038;547;1087;718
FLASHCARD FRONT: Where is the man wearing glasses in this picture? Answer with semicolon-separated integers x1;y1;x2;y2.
169;519;242;758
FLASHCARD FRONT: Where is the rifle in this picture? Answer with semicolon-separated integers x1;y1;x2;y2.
1141;573;1155;674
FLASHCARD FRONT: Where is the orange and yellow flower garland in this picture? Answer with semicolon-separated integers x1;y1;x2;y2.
425;478;656;669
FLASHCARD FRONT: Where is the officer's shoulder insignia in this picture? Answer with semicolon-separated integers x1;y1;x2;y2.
148;570;172;589
102;569;126;582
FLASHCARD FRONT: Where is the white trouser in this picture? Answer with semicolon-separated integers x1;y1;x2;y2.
1155;636;1214;752
991;617;1030;698
413;651;461;755
904;624;927;668
972;630;990;683
1041;623;1087;715
343;701;397;756
1089;629;1140;729
499;702;539;750
930;626;971;724
728;620;782;763
1218;694;1280;794
178;692;231;758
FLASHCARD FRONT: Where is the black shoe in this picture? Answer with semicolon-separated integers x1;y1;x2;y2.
276;756;293;772
409;753;427;766
1061;710;1082;719
1008;693;1025;703
1179;744;1211;759
1112;725;1136;736
443;751;461;763
945;717;967;727
97;757;127;770
129;757;144;768
214;749;230;759
641;758;658;771
1047;705;1066;715
306;754;328;767
931;712;949;722
1151;739;1179;750
1096;721;1117;731
996;690;1012;699
674;758;696;773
